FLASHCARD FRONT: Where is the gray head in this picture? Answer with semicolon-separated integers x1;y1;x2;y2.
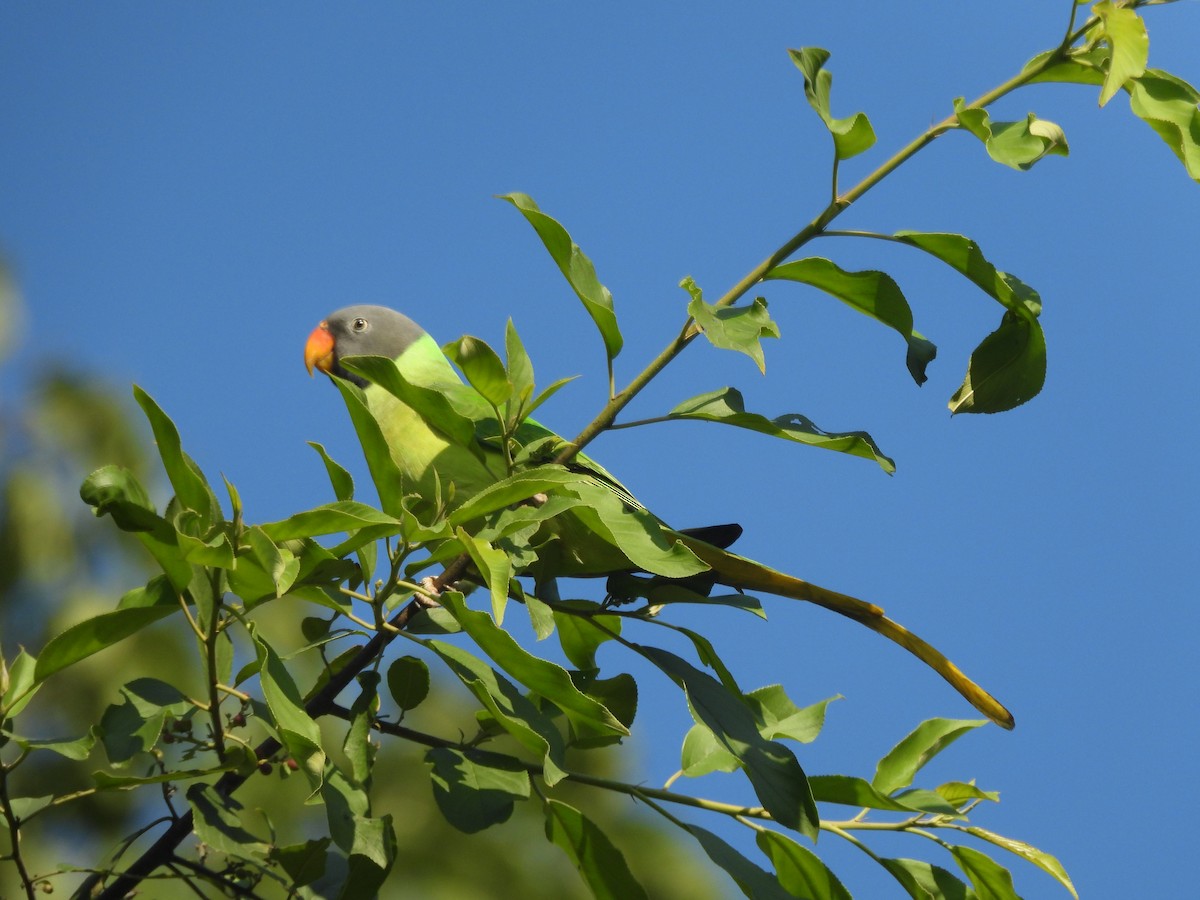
304;305;428;386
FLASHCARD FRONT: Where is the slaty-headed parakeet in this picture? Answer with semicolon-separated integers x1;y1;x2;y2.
305;305;1013;729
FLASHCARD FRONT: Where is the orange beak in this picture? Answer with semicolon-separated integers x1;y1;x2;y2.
304;322;335;375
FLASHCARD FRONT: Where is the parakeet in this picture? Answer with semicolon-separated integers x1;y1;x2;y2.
305;304;1013;729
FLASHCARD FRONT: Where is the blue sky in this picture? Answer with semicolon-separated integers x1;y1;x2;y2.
3;3;1198;897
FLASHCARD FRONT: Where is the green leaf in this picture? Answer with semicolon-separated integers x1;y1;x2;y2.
253;628;326;788
574;673;637;745
746;688;839;744
343;672;379;785
663;623;742;693
685;824;794;900
789;48;877;160
890;231;1046;415
873;718;986;796
271;838;330;889
133;386;214;521
308;442;355;501
1094;1;1149;107
331;378;409;517
950;845;1021;900
504;319;536;412
426;747;531;833
681;724;740;777
954;102;1069;170
757;830;852;900
447;466;585;526
668;388;894;473
439;593;628;743
639;646;818;837
426;636;568;784
961;826;1077;899
98;678;192;763
341;814;397;900
765;257;935;384
2;796;54;824
187;783;271;858
116;575;176;609
684;278;780;374
259;501;403;542
937;780;1000;809
386;655;430;711
34;607;176;684
609;576;766;617
544;799;648;900
12;728;96;760
321;765;369;852
445;335;513;407
341;354;485;447
526;374;580;419
500;192;623;362
948;308;1046;414
809;775;959;814
897;230;1046;417
94;764;236;790
456;527;513;624
245;525;300;597
553;606;621;670
1024;47;1107;87
878;857;973;900
0;650;37;716
523;591;557;641
78;464;155;531
570;480;709;578
174;514;235;568
892;232;1042;317
1128;69;1200;182
80;466;192;590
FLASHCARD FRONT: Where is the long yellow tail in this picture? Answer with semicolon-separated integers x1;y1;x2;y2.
679;537;1015;729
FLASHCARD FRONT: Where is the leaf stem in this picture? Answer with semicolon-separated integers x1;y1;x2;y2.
818;229;908;243
605;415;676;431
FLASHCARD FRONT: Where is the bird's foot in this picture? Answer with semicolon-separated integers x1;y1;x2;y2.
416;577;443;608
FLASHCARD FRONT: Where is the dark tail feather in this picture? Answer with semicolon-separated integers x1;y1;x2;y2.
676;523;743;550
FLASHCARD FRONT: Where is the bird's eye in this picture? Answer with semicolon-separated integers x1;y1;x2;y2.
351;317;369;333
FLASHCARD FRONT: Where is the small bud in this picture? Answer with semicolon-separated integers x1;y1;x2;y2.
285;757;299;771
257;760;273;775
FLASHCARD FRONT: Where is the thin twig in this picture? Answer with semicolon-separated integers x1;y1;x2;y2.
0;758;38;899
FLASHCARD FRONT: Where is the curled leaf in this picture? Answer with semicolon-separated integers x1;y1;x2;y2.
683;277;779;374
765;257;935;385
668;387;895;473
954;101;1069;170
789;47;877;160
